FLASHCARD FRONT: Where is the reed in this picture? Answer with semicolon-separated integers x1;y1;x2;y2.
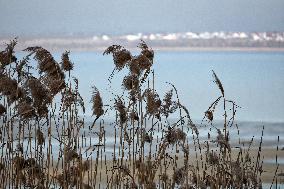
0;39;280;188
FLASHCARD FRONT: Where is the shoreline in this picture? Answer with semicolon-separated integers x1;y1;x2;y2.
9;46;284;53
152;46;284;52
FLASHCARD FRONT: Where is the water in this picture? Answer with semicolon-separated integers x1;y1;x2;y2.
16;50;284;122
46;50;284;122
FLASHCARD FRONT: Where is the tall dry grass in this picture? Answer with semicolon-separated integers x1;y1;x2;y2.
0;39;281;188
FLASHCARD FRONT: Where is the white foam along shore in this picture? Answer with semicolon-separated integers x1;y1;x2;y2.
1;31;284;52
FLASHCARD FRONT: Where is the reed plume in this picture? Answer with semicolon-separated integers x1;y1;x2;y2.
0;38;17;69
0;73;24;104
0;39;273;189
115;98;127;124
91;86;104;124
143;89;161;118
61;51;74;71
103;45;132;71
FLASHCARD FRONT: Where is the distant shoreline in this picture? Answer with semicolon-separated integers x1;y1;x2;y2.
1;34;284;53
10;46;284;53
149;46;284;52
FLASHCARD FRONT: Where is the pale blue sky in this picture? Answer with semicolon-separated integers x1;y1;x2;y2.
1;0;284;36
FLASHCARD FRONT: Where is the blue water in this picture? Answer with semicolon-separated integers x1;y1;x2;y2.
44;50;284;122
15;50;284;121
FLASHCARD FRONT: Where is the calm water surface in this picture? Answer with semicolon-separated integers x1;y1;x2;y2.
57;51;284;122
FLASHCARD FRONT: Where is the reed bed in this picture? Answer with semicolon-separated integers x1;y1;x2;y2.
0;39;282;188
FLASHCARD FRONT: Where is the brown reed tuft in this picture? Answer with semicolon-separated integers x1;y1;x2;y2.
25;46;66;96
16;101;36;118
0;39;270;189
143;89;161;118
123;74;139;91
142;129;153;143
16;55;30;77
161;89;178;118
131;54;152;72
130;111;139;121
27;77;52;117
165;127;186;145
43;77;66;96
138;40;154;62
25;46;57;75
62;87;76;111
91;86;104;123
61;51;74;71
0;73;24;104
129;58;142;76
0;39;17;69
65;148;79;163
115;98;127;124
205;110;214;121
13;156;26;170
104;45;132;71
0;104;6;116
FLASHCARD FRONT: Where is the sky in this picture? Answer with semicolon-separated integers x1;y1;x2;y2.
1;0;284;37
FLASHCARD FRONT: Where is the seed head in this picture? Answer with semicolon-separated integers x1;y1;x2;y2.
61;51;73;71
123;74;139;91
91;86;104;123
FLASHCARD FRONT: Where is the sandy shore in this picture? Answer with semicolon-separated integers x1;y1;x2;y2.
47;147;284;187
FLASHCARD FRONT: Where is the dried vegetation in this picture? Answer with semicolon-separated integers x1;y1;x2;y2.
0;39;280;189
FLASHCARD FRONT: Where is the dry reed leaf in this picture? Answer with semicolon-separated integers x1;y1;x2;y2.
212;71;224;97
